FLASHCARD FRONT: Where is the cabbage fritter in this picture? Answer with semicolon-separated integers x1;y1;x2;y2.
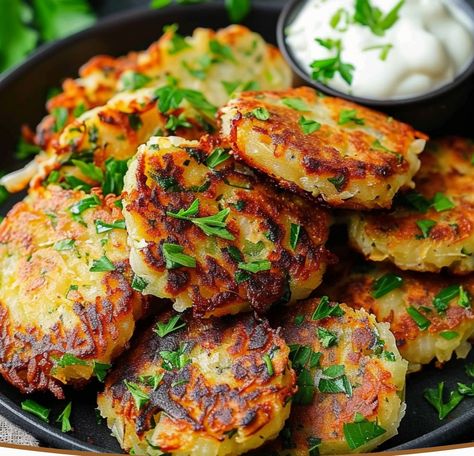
261;298;407;455
5;25;291;193
97;311;296;456
122;135;331;318
0;186;146;398
325;260;474;371
220;87;427;209
348;137;474;274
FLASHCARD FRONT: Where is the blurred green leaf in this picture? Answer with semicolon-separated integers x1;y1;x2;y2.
0;0;38;72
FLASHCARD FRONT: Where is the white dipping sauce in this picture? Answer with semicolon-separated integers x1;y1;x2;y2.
286;0;474;99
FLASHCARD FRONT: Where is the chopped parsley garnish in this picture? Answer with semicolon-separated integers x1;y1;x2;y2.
364;43;393;61
94;219;126;234
433;285;471;312
343;414;386;450
93;362;111;383
371;273;403;298
311;38;354;85
71;159;103;182
52;107;68;133
56;402;72;433
294;315;305;326
243;240;265;256
330;7;350;31
311;296;345;320
102;158;129;196
440;331;459;341
282;97;308;112
225;245;243;262
155;315;186;337
458;383;474;397
294;368;316;405
160;343;190;371
289;344;321;371
124;380;150;410
338;109;365;125
318;365;352;396
162;243;196;269
56;353;87;368
139;373;164;390
206;147;231;169
372;139;403;163
299;116;321;135
209;39;235;62
163;23;191;54
234;270;250;284
424;381;464;420
54;239;75;251
69;194;101;216
416;219;436;239
21;399;50;423
290;223;301;250
155;175;181;192
251;107;270;120
466;363;474;378
407;306;430;331
327;174;346;192
383;351;396;361
238;259;271;274
226;0;251;23
433;192;455;212
262;354;274;376
354;0;405;36
120;71;151;91
89;255;115;272
167;199;235;240
317;327;338;348
131;274;148;292
73;102;86;118
165;113;192;132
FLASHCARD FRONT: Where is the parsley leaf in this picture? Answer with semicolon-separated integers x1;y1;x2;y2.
225;0;251;23
282;97;308;112
343;416;386;450
93;361;111;382
433;285;471;312
124;380;150;410
209;39;236;62
162;243;196;269
131;274;148;292
338;109;365;125
317;327;338;348
155;315;186;337
407;306;430;330
160;343;190;370
299;116;321;135
416;219;436;239
54;239;75;251
94;219;126;234
311;296;345;320
56;402;72;433
433;192;455;212
21;399;50;423
238;260;271;273
206;148;231;169
354;0;404;36
251;107;270;120
458;382;474;396
371;273;403;298
311;39;354;85
424;382;464;420
89;255;115;272
120;71;151;91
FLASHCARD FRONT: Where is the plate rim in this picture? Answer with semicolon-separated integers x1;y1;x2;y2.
0;2;473;453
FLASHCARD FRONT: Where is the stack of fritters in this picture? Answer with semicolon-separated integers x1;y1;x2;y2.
1;23;473;456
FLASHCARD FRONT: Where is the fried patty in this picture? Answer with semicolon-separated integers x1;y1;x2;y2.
97;311;296;455
5;25;291;193
348;137;474;274
260;298;407;455
122;135;331;318
220;87;427;209
0;185;146;398
324;259;474;371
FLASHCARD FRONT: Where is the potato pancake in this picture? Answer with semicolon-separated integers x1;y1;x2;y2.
260;298;407;455
348;137;474;274
220;86;427;209
97;311;296;456
0;186;146;398
122;135;331;318
5;25;291;193
324;259;474;371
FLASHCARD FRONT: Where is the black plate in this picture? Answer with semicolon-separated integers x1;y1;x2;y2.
1;3;474;454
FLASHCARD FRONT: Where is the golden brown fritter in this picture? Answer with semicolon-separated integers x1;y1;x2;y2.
122;135;331;318
220;86;427;210
0;186;146;398
97;311;296;455
348;137;474;274
324;259;474;371
261;298;407;455
5;25;291;193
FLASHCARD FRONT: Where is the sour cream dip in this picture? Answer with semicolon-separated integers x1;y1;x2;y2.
286;0;474;100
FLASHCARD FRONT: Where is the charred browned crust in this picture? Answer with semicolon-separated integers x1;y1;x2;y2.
0;186;146;398
100;311;296;452
124;136;331;317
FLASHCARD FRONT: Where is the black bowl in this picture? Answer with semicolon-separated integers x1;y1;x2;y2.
277;0;474;133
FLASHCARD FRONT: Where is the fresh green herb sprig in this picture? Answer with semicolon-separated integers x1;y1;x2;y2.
311;38;354;85
354;0;405;36
424;381;464;420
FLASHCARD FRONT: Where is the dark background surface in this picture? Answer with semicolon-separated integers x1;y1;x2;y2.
0;0;473;452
